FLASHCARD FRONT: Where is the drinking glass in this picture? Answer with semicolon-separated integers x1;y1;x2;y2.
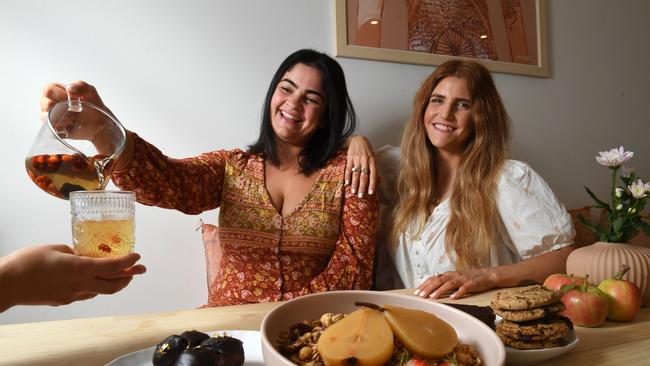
70;190;135;258
26;99;127;199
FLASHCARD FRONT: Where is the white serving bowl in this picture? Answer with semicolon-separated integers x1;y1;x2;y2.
260;290;505;366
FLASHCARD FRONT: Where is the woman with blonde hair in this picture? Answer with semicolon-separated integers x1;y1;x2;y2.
352;59;575;299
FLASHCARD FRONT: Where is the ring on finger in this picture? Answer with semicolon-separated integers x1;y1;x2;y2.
351;166;360;172
360;167;369;174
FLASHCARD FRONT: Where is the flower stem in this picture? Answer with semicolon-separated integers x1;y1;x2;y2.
611;166;619;207
610;166;620;241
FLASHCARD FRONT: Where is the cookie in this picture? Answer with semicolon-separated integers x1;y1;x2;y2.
490;285;562;310
493;302;565;322
496;316;573;342
498;333;568;350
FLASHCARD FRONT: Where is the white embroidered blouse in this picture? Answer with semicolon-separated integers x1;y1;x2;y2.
375;146;575;289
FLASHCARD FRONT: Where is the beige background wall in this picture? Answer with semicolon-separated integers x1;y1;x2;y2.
1;0;648;324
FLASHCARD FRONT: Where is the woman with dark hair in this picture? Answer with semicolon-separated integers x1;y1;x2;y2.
40;49;378;306
352;60;575;299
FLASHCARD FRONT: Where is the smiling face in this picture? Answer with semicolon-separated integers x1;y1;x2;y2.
269;63;326;148
423;76;474;157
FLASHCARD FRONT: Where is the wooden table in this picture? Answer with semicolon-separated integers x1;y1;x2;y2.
1;289;649;366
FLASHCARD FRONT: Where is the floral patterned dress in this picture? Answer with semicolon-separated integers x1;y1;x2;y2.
113;134;378;306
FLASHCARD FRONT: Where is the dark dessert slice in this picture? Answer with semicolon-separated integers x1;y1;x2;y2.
153;335;189;366
444;303;496;330
174;347;221;366
200;335;245;366
153;331;245;366
180;330;211;347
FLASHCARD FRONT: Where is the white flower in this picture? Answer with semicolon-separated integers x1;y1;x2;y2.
629;179;647;199
596;146;634;167
628;207;637;215
645;182;650;193
615;187;624;198
616;204;623;210
620;166;634;177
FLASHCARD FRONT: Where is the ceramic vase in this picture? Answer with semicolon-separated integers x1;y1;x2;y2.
566;242;650;307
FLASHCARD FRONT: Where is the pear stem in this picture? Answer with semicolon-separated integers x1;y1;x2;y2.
354;301;385;312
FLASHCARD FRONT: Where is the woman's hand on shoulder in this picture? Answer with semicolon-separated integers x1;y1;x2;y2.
345;135;377;198
414;268;499;300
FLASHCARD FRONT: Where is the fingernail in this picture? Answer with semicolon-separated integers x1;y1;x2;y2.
358;192;364;198
368;189;374;195
345;180;349;186
351;189;356;194
413;290;420;296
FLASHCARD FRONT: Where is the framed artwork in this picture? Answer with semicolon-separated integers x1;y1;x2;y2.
335;0;548;77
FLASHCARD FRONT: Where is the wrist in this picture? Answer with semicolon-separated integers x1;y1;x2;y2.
114;131;135;171
0;254;21;312
488;267;502;288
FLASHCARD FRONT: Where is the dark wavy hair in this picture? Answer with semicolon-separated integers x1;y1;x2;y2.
248;49;357;175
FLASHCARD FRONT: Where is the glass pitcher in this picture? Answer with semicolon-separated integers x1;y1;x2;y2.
25;99;127;199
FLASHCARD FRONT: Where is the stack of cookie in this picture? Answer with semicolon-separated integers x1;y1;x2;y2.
490;285;573;350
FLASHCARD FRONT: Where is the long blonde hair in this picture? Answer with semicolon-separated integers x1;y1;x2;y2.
393;60;510;270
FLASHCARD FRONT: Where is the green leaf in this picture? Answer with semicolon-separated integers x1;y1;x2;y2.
612;217;624;233
640;220;650;236
560;284;576;293
578;214;603;238
584;186;609;208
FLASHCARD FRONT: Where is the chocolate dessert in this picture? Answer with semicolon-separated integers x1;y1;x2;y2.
153;330;244;366
445;303;496;330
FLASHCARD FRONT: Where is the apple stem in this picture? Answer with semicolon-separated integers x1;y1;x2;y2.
582;274;590;291
613;264;631;280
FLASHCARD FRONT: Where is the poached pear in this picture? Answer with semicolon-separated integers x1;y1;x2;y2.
382;304;458;359
316;307;394;366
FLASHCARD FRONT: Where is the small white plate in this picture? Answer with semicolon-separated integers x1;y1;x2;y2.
105;330;263;366
505;331;579;366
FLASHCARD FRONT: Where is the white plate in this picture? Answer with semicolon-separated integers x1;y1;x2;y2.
496;316;580;366
505;331;579;366
105;330;263;366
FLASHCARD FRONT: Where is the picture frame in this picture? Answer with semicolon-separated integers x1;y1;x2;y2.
334;0;549;77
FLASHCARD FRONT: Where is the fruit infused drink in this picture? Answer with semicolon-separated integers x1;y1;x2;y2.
70;191;135;258
26;153;115;199
72;218;134;257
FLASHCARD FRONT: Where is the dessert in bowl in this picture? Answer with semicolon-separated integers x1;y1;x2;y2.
260;290;505;366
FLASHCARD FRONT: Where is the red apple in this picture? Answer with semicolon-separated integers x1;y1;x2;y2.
543;273;587;291
597;264;642;322
560;276;609;327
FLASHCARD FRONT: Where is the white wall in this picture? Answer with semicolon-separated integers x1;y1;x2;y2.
1;0;648;324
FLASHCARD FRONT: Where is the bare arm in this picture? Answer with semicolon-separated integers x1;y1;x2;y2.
415;246;575;300
0;245;146;312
